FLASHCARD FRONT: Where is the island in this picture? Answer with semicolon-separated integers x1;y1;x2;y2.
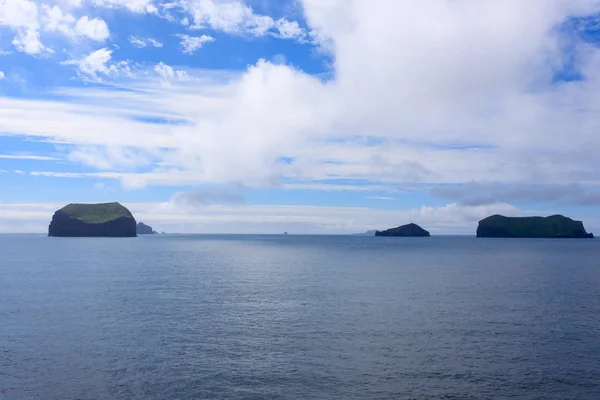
352;230;377;236
375;223;430;237
48;202;137;237
136;222;157;235
476;215;594;238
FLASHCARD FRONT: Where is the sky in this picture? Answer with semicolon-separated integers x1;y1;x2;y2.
2;0;600;234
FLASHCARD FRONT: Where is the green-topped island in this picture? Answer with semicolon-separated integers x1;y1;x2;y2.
48;202;137;237
477;215;594;239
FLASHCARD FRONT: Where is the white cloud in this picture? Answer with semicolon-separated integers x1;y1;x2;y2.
274;18;305;40
147;38;162;47
0;154;58;160
154;61;187;81
154;62;174;79
184;0;272;34
0;71;5;80
3;0;600;206
176;33;214;54
128;35;147;47
12;28;50;54
43;4;74;33
74;15;109;41
129;35;163;48
61;47;132;79
43;5;109;41
0;0;38;29
367;196;394;201
89;0;155;13
66;0;83;7
0;0;46;54
181;0;306;39
1;1;109;55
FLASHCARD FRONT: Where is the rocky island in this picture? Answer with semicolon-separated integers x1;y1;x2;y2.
48;202;137;237
477;215;594;238
375;223;431;237
136;222;156;235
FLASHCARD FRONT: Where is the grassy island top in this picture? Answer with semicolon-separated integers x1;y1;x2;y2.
59;202;135;224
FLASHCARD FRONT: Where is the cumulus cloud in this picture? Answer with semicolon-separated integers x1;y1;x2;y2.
74;15;109;40
0;0;38;30
180;0;307;40
12;28;50;54
176;33;215;54
274;18;305;40
0;0;47;54
1;1;109;54
61;47;132;79
43;6;109;41
154;61;187;81
0;71;5;80
42;4;74;33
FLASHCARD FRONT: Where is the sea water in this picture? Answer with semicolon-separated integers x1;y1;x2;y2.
1;235;599;399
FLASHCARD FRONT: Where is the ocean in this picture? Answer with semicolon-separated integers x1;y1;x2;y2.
1;234;599;399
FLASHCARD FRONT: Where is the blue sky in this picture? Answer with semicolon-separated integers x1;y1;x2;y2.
2;0;600;234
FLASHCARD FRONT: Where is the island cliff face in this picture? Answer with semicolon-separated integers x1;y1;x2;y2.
48;203;137;237
136;222;156;235
375;223;430;237
477;215;594;238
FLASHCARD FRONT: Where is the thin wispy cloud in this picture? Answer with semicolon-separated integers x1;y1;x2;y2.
128;35;162;48
367;196;394;201
0;154;59;161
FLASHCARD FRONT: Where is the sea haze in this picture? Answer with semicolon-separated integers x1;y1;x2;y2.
1;235;600;399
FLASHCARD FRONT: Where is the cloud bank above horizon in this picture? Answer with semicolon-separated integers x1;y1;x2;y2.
2;0;600;233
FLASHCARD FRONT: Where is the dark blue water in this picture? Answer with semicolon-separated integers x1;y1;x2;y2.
1;235;599;399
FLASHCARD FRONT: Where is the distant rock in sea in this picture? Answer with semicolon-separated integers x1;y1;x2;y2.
477;215;594;238
352;230;377;236
375;223;430;237
48;202;137;237
136;222;157;235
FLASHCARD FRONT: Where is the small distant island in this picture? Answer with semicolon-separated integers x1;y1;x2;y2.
137;222;157;235
375;223;430;237
477;215;594;239
352;230;377;236
48;202;137;237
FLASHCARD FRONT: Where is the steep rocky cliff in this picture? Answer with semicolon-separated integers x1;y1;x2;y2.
477;215;594;238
